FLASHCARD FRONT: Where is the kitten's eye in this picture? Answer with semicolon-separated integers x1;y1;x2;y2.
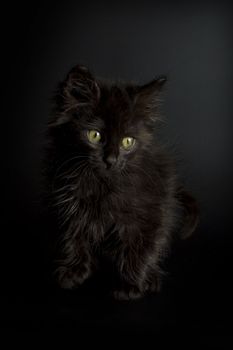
87;130;101;144
121;137;136;150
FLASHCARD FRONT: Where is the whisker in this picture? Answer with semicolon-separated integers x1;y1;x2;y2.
52;160;88;192
121;168;137;189
55;159;88;180
129;163;161;189
53;155;90;178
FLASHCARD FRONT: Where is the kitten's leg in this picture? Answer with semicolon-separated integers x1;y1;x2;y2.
113;236;168;300
113;258;161;300
54;241;92;290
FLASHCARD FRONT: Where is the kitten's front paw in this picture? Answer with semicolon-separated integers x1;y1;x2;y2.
55;264;91;290
113;277;162;300
144;276;162;294
113;286;143;301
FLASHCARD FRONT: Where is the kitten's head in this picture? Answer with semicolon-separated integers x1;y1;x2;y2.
50;65;166;177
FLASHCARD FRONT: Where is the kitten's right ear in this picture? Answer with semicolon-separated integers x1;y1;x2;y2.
133;76;167;122
49;65;100;127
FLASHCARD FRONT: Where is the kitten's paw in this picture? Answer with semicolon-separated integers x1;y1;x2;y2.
113;277;162;300
113;286;143;301
55;264;91;290
144;276;162;294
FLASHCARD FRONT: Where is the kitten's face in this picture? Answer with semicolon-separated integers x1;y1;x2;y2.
51;65;166;177
76;86;152;176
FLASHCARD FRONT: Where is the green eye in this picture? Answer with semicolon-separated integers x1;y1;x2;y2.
87;130;101;144
121;137;136;150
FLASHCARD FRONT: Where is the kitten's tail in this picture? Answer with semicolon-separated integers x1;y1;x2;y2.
176;187;199;239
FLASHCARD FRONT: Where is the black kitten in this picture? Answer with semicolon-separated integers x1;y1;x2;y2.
44;64;198;300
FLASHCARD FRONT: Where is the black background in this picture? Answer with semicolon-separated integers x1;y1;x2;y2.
2;0;233;344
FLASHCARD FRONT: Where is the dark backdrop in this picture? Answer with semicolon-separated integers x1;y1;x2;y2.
2;0;233;343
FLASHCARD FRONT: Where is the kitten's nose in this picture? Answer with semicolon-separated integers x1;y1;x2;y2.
104;154;117;169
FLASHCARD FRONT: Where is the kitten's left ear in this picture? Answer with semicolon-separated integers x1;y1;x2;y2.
61;65;100;104
50;64;100;126
134;76;167;121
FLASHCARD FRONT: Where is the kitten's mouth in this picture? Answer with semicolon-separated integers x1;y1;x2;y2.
97;163;123;178
88;159;125;179
104;160;125;172
104;163;117;171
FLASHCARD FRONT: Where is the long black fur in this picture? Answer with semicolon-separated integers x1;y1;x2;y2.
43;64;199;300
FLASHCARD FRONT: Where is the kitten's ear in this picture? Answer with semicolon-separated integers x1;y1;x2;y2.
50;65;100;126
134;76;167;122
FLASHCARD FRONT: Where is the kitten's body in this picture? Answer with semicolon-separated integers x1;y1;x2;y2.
44;65;198;300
